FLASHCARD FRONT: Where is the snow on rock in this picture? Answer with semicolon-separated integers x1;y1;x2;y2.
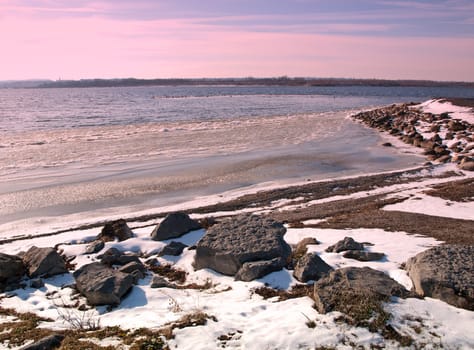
418;99;474;124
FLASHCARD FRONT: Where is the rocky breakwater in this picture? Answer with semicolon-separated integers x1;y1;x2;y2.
352;101;474;170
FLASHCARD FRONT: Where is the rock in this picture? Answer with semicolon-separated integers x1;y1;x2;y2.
448;120;466;132
294;237;320;253
290;237;320;268
435;154;451;163
343;250;385;262
326;237;364;253
459;160;474;171
98;247;141;266
293;253;333;283
382;142;392;147
151;212;201;241
150;275;176;289
73;262;134;305
313;267;412;314
194;215;291;280
405;245;474;310
30;278;45;289
20;334;65;350
85;240;105;254
159;241;188;257
97;219;133;242
118;261;146;274
22;247;68;278
235;258;285;282
0;253;25;291
118;261;146;283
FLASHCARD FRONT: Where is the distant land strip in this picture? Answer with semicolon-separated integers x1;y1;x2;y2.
2;77;474;89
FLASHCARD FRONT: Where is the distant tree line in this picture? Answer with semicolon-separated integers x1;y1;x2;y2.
4;77;474;89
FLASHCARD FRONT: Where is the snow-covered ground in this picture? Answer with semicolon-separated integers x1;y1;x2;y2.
1;100;473;349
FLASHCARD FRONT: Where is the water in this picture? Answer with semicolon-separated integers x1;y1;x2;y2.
0;85;472;234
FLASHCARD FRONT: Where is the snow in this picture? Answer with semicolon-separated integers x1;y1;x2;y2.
2;220;471;349
384;193;474;220
417;99;474;124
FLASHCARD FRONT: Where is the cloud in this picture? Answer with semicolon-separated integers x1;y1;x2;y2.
0;1;473;80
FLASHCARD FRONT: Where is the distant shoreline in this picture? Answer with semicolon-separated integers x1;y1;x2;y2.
2;77;474;89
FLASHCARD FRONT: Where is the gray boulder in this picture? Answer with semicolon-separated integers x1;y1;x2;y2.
159;241;188;257
151;212;201;241
343;250;385;262
22;247;67;278
313;267;411;314
293;253;333;283
73;262;134;306
194;215;291;280
118;261;146;283
150;275;176;289
98;247;141;266
85;240;105;254
326;237;364;253
97;219;133;242
235;258;285;282
20;334;64;350
118;261;146;274
405;245;474;310
0;253;25;291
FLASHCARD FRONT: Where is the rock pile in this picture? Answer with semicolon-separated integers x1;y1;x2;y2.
352;102;474;169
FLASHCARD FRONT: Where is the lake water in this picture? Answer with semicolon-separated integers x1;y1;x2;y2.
0;85;472;234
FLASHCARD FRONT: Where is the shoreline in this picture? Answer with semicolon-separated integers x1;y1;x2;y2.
0;98;473;349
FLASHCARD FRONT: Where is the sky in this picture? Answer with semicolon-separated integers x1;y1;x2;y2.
1;0;474;81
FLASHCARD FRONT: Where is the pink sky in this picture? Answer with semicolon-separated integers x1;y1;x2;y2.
1;1;474;81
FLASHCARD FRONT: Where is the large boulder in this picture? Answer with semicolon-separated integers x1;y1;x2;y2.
97;219;133;242
151;212;201;241
405;245;474;310
73;262;134;306
22;247;67;278
293;253;333;283
0;253;25;291
326;237;364;253
194;215;291;280
313;267;411;314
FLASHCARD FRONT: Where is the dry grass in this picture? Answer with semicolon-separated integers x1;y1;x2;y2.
425;178;474;202
252;284;313;301
327;291;414;347
147;264;187;284
271;191;474;245
0;306;216;349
